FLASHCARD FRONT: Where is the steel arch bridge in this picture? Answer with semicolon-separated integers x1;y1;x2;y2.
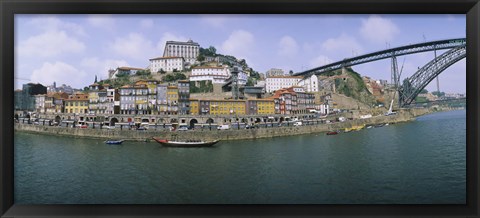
399;46;466;106
294;38;466;107
294;38;466;78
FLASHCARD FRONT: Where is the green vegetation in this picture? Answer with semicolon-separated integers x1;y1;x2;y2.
331;67;376;106
135;69;151;76
249;70;261;80
419;89;428;94
246;77;255;86
431;91;445;97
190;81;213;93
198;46;217;61
163;72;187;82
415;96;428;103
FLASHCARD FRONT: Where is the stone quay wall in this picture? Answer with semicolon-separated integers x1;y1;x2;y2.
15;108;432;142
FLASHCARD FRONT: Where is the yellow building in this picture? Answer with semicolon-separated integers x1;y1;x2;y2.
64;93;89;114
189;99;199;115
255;99;275;115
209;100;246;115
167;86;178;114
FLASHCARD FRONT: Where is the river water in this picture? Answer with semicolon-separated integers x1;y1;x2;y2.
14;110;466;204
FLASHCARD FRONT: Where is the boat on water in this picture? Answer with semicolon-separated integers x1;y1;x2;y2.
344;124;366;132
326;131;338;135
152;137;219;147
104;139;125;144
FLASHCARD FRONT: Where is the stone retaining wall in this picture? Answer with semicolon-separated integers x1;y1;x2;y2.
15;108;432;142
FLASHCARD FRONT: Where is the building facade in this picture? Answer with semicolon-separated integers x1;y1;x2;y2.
34;94;46;114
110;66;146;79
265;76;303;93
162;40;200;64
204;99;246;116
189;66;231;84
297;74;319;93
15;83;47;111
64;93;89;114
177;80;190;115
149;57;185;73
265;68;285;78
246;99;275;115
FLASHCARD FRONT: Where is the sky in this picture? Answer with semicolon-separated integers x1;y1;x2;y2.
14;14;466;93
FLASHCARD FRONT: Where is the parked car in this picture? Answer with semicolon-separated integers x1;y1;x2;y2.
178;126;189;131
217;124;230;130
80;125;88;129
105;125;115;129
137;126;147;131
293;121;303;127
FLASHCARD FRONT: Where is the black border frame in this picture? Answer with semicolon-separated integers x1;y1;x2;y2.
1;0;479;217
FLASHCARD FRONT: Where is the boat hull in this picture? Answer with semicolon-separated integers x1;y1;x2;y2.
152;137;219;147
105;140;124;145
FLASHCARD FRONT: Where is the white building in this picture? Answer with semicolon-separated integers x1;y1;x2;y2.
265;68;285;77
189;66;248;85
297;75;319;92
162;40;200;64
34;94;46;114
149;56;185;73
110;67;145;79
189;66;231;84
265;76;303;93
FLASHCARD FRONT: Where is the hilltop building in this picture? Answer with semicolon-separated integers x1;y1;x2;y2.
162;40;200;64
148;56;185;73
265;68;285;78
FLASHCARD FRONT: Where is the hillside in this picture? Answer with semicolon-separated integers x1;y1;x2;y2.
320;67;377;108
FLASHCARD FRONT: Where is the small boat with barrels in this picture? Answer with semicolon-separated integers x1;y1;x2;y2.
152;137;219;147
326;131;338;135
104;139;125;145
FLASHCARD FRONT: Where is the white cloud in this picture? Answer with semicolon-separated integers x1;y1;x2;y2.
321;34;363;58
156;32;189;51
17;30;85;58
220;30;254;59
109;33;156;60
278;36;299;57
29;16;86;37
140;19;154;29
201;15;228;28
88;15;115;28
360;15;400;43
80;57;129;79
30;62;88;89
309;55;334;68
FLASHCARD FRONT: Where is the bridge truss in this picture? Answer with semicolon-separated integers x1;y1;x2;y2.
398;46;466;107
294;38;466;78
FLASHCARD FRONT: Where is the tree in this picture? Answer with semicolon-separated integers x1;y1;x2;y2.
94;75;98;83
419;89;428;94
197;54;205;62
431;91;445;97
289;70;294;75
174;72;186;80
246;77;255;86
207;46;217;55
163;74;175;82
158;69;166;74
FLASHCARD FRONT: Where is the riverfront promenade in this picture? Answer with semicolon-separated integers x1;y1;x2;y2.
14;108;436;142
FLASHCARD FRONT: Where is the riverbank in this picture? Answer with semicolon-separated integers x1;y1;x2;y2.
15;107;442;142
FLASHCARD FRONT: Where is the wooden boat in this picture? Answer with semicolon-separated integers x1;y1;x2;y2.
344;124;366;132
326;131;338;135
104;139;125;144
152;137;219;147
